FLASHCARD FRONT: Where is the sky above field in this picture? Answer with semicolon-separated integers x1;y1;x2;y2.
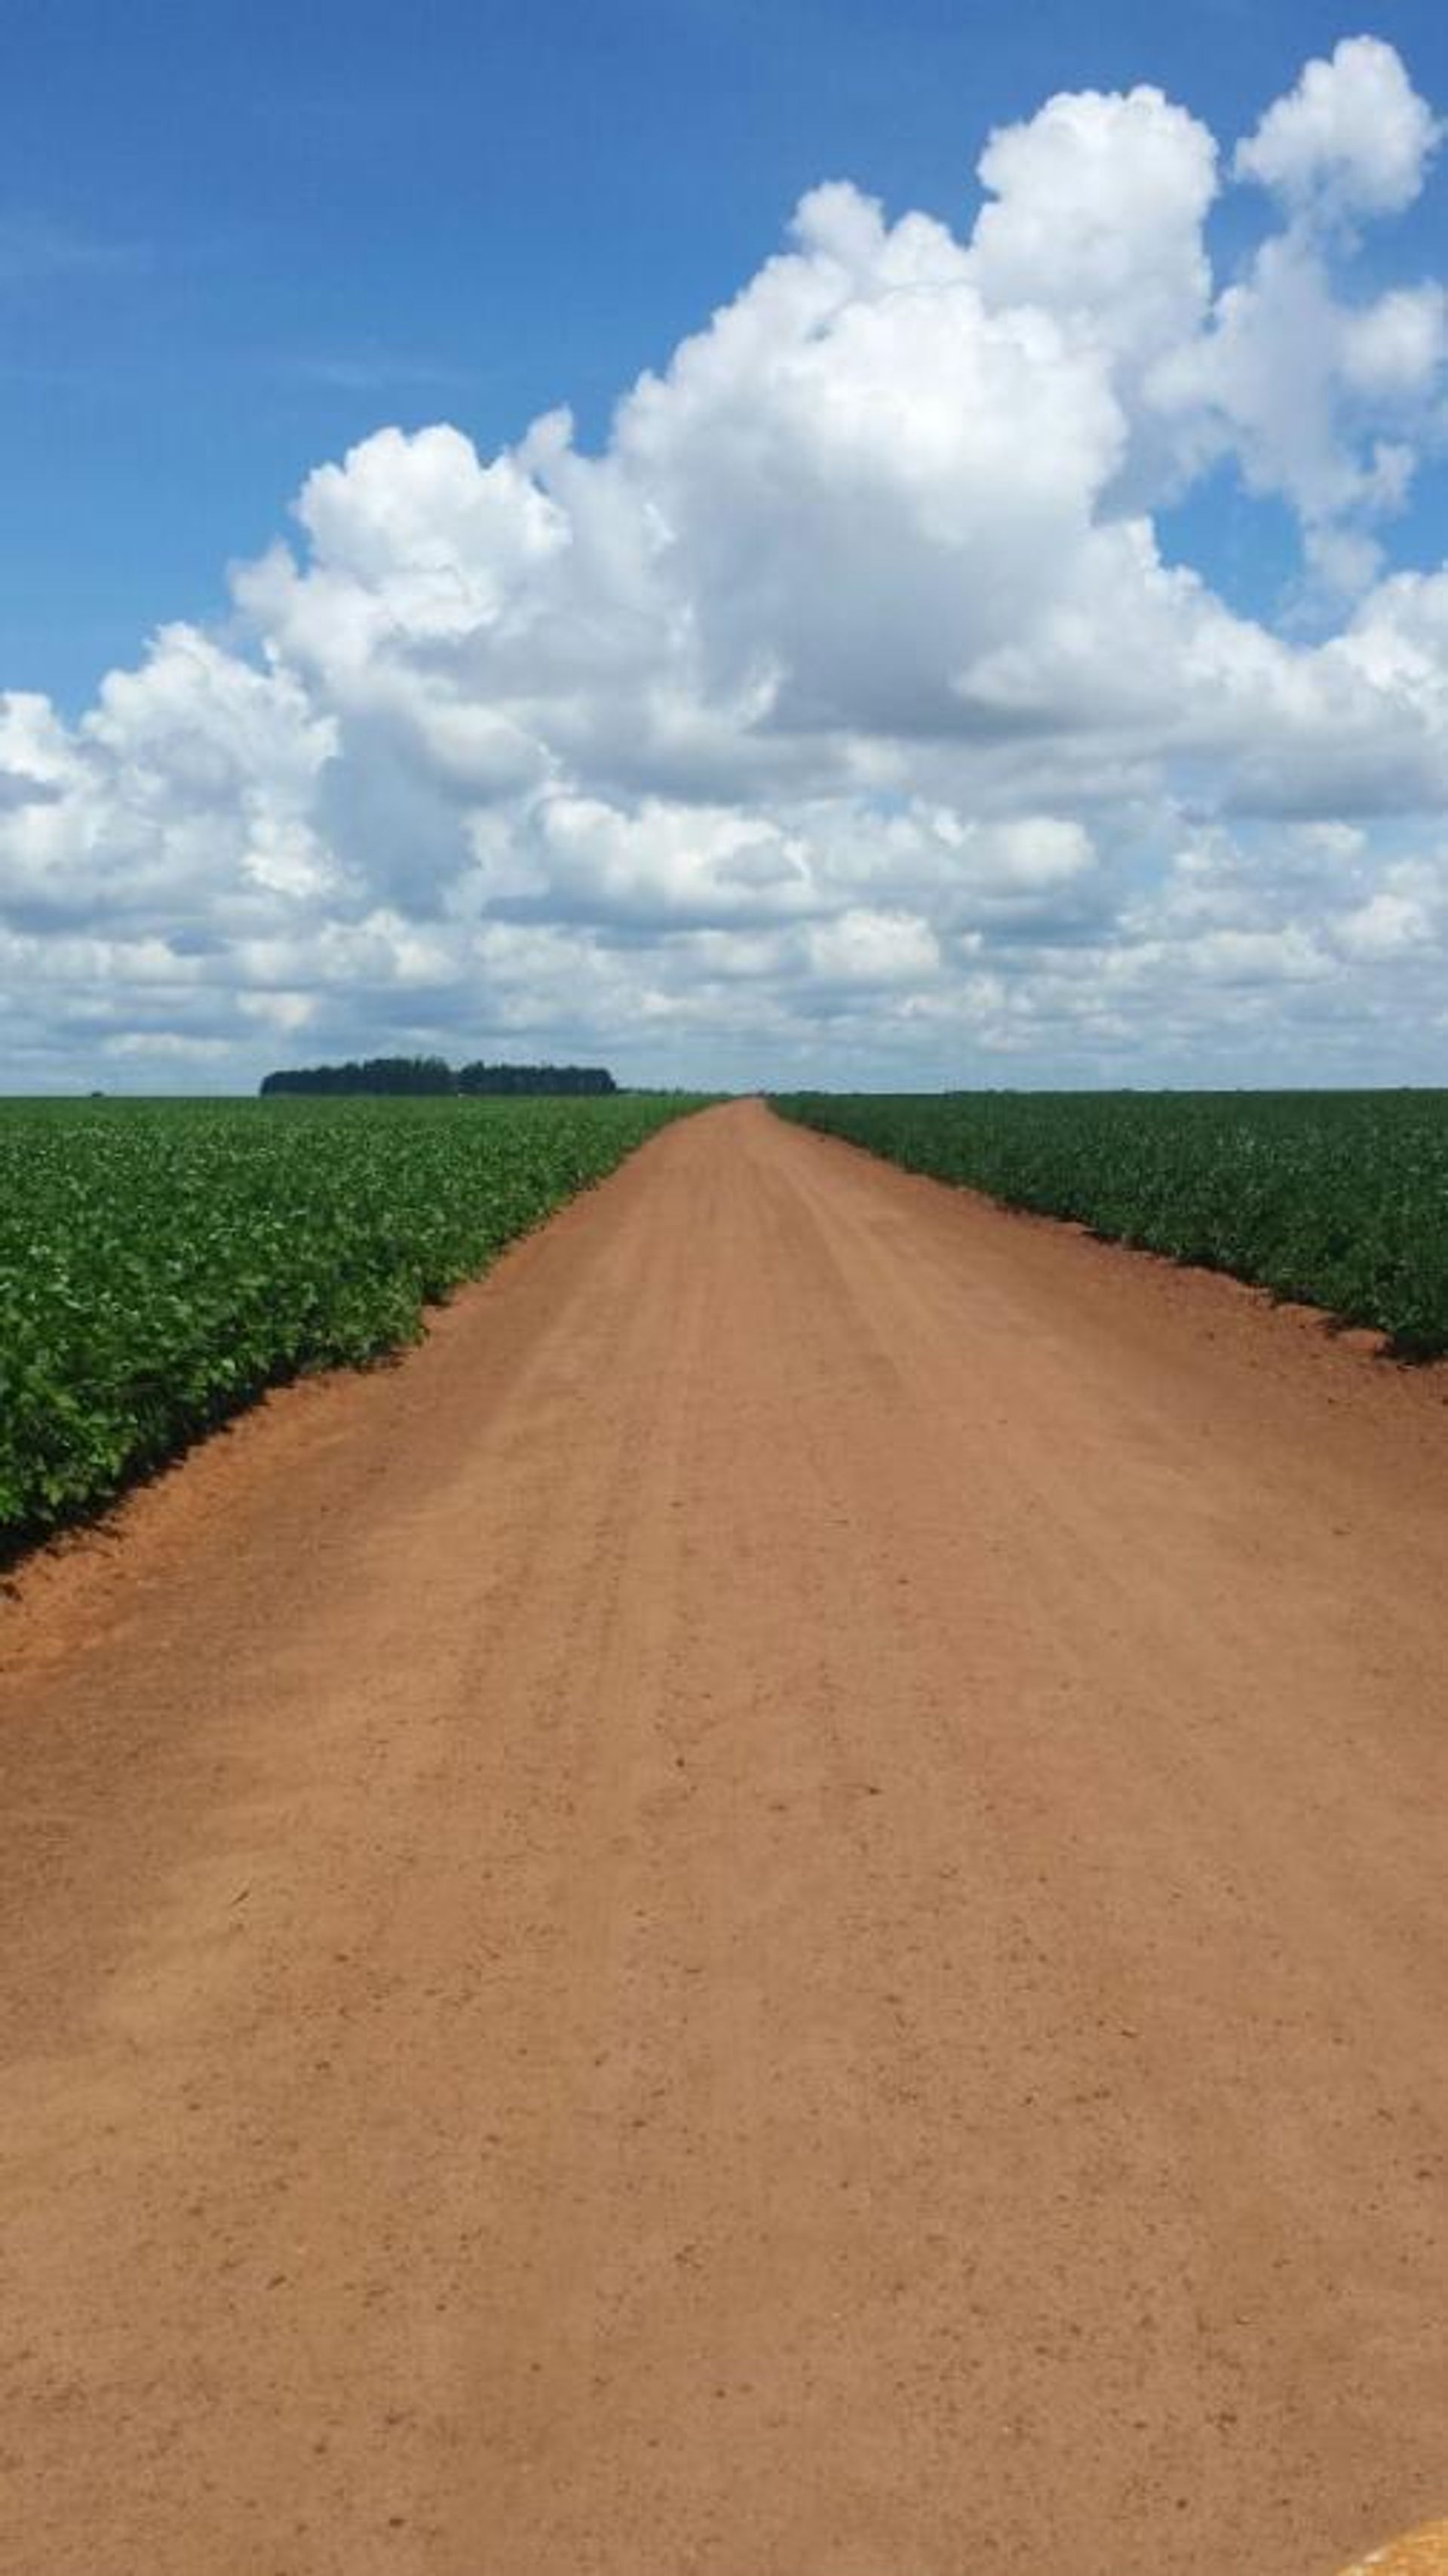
5;2;1448;1089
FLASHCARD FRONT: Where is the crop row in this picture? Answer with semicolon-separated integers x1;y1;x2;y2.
0;1093;698;1550
771;1090;1448;1359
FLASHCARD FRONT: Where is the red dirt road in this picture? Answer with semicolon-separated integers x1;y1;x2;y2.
2;1098;1446;2575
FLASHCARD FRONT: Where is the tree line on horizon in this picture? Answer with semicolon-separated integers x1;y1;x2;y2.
259;1057;618;1098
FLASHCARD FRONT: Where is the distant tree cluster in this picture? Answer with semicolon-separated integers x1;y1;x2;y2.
458;1061;616;1096
260;1057;455;1097
260;1056;618;1098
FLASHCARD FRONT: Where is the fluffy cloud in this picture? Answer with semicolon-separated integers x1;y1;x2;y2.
5;38;1448;1088
1234;35;1441;219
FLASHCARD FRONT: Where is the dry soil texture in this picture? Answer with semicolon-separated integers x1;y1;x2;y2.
2;1098;1446;2575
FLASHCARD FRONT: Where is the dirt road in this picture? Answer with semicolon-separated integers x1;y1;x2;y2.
2;1099;1446;2575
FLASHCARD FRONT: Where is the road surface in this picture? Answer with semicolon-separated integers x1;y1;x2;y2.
2;1099;1446;2574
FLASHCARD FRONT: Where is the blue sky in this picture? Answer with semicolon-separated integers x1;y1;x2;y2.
8;0;1446;707
5;6;1448;1087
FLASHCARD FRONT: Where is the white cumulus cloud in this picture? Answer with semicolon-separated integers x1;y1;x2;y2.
1235;35;1441;219
4;38;1448;1088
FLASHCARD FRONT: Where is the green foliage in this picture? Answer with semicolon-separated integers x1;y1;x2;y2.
456;1063;616;1097
0;1092;698;1548
258;1057;618;1096
259;1055;456;1096
772;1090;1448;1360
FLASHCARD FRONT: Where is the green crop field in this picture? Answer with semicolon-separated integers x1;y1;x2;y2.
0;1092;699;1551
772;1090;1448;1361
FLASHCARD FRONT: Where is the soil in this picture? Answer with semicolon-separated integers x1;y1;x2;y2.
2;1098;1446;2574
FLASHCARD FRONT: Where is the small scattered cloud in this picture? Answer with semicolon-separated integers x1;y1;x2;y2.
0;214;151;289
273;351;477;396
1234;35;1442;221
